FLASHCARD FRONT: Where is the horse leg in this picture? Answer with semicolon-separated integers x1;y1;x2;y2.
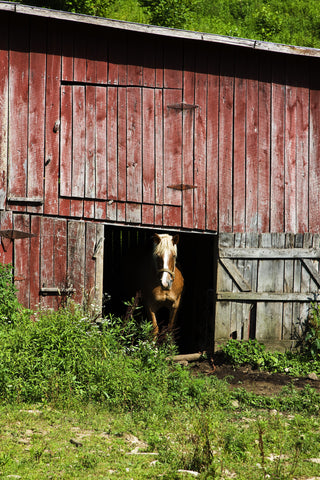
147;307;159;337
167;295;182;332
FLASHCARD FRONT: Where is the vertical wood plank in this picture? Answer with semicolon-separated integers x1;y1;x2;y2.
163;89;182;207
283;233;294;339
296;61;309;233
245;54;259;232
29;215;41;310
218;50;234;231
163;206;181;227
0;211;13;264
293;233;303;337
126;203;142;224
0;15;8;210
60;85;72;197
143;38;156;87
8;17;29;210
309;60;320;233
117;87;127;201
182;44;195;229
83;200;94;218
258;54;271;232
94;223;104;310
70;199;83;218
44;22;61;215
215;234;234;344
193;50;207;230
61;27;73;81
108;31;127;85
85;86;96;199
256;233;284;341
206;52;219;231
13;214;30;308
142;204;154;225
40;216;54;309
95;201;106;220
107;87;118;200
68;221;85;305
95;87;107;200
300;233;313;325
155;89;163;206
163;39;182;89
72;85;85;198
73;32;86;83
155;205;163;225
142;88;155;205
53;218;67;309
86;29;97;83
28;19;46;214
95;32;108;84
127;33;143;86
270;56;285;232
284;59;297;233
127;87;142;203
85;222;97;301
233;52;247;232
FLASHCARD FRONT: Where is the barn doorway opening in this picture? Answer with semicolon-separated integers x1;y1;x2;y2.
103;225;217;354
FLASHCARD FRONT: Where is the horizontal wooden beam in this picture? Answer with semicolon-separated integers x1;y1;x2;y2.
7;197;44;205
217;292;317;302
219;247;320;259
40;287;75;295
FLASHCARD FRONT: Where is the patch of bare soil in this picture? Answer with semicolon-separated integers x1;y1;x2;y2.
188;358;320;396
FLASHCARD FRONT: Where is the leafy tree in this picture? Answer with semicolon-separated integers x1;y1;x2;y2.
16;0;115;16
137;0;194;29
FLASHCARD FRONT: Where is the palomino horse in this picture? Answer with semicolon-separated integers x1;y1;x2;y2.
143;233;184;337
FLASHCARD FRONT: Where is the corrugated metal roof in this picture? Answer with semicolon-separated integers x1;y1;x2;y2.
1;1;320;58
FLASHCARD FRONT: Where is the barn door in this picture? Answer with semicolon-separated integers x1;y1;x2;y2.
215;233;320;351
59;85;183;208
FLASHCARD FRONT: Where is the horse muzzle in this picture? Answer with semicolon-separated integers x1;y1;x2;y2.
158;268;175;290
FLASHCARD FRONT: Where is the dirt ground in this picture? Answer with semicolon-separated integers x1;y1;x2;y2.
188;357;320;396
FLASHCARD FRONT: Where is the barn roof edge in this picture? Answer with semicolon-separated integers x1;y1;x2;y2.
1;1;320;59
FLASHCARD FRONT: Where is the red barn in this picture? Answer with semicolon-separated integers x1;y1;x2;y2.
1;2;320;351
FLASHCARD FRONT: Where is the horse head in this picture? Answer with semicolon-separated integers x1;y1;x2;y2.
152;233;179;290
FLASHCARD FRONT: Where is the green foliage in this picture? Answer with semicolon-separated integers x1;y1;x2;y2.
233;383;320;413
0;263;24;325
0;303;231;412
221;339;320;377
16;0;116;17
138;0;195;29
15;0;320;47
302;302;320;359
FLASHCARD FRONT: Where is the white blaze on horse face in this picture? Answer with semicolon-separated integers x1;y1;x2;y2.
161;249;172;290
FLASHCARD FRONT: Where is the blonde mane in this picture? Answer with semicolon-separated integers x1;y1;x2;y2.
153;234;177;257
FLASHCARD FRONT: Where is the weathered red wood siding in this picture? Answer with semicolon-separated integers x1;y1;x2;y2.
1;7;320;310
1;12;320;235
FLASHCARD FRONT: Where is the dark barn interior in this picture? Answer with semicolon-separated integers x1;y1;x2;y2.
103;226;217;354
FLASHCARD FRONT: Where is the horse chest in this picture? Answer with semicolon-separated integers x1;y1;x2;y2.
152;287;176;305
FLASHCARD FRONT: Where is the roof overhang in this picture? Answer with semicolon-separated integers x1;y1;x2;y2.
1;1;320;58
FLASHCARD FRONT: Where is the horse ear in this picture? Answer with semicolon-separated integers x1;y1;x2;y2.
153;233;161;244
172;234;179;245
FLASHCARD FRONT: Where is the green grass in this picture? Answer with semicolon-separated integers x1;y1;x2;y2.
1;401;320;479
1;267;320;478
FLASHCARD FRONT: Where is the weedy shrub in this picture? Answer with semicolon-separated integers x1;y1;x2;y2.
0;300;233;412
301;302;320;359
221;338;320;377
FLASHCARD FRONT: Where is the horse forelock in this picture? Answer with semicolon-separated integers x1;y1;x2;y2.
153;234;177;258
